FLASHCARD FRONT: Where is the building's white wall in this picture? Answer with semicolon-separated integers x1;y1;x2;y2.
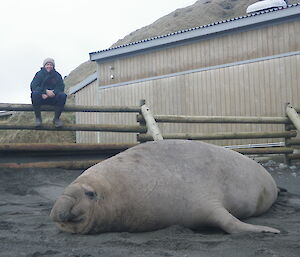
75;80;99;143
94;54;300;145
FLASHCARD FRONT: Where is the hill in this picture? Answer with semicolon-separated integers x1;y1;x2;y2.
64;0;298;93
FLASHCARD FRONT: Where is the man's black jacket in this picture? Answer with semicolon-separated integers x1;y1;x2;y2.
30;68;65;94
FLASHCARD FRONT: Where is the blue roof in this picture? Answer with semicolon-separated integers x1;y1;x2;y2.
90;3;300;62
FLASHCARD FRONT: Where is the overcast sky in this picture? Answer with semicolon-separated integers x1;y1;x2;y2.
0;0;196;104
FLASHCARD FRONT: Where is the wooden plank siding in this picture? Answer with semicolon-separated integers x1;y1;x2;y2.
75;80;99;143
97;20;300;86
93;54;300;145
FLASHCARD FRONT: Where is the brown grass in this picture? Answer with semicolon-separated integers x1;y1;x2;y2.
0;110;75;143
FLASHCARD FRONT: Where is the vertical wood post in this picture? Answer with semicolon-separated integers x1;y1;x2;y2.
284;124;292;165
137;100;146;143
284;103;290;164
139;99;163;141
286;103;300;131
285;103;300;165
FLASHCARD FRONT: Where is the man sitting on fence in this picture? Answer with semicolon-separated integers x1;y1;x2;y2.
30;58;67;128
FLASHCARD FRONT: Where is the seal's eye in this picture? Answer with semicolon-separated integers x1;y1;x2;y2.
85;191;96;199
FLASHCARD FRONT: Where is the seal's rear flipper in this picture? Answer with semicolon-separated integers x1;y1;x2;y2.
210;207;280;234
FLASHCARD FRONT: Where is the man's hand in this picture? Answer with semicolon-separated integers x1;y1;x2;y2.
46;89;55;98
42;94;48;99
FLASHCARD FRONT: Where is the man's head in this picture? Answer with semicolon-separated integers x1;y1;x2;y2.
43;58;55;72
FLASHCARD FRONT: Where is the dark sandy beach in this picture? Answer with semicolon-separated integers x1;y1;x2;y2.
0;160;299;257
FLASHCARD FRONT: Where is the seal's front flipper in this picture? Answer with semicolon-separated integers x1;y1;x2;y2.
209;207;280;234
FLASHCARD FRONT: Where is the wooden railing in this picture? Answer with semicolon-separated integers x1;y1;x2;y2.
137;102;300;163
0;101;299;167
0;103;145;133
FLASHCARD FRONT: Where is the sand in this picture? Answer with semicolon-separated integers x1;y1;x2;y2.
0;160;300;257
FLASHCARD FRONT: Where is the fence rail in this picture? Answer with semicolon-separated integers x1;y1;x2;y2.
136;102;300;164
0;111;13;117
0;103;141;113
0;123;146;133
137;131;297;142
0;143;135;152
286;139;300;146
137;114;290;124
0;101;300;168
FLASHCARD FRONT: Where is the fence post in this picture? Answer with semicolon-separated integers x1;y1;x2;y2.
284;124;292;165
284;103;289;164
285;103;300;165
139;99;163;141
286;103;300;131
137;100;146;143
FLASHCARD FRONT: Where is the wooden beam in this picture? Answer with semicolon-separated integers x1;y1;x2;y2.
0;143;136;152
137;131;297;142
141;105;163;141
286;103;300;131
285;139;300;146
0;111;13;117
0;160;102;169
287;153;300;160
137;114;290;124
0;123;147;133
0;103;141;113
234;147;294;155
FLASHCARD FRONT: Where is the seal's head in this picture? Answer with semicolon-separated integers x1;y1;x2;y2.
50;174;111;234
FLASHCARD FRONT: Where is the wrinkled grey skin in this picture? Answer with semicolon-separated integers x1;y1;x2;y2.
50;140;279;234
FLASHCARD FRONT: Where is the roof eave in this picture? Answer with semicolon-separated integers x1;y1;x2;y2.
68;72;97;95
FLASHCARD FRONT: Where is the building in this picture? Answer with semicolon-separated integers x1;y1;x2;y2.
70;3;300;145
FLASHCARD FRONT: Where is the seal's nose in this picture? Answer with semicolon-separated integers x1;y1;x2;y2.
50;195;75;222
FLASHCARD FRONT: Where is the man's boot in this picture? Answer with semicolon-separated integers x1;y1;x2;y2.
53;106;63;128
33;105;42;127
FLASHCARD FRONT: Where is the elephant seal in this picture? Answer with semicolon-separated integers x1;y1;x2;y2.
50;140;279;234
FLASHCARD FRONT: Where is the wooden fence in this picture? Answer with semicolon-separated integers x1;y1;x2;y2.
0;101;300;168
137;102;300;163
